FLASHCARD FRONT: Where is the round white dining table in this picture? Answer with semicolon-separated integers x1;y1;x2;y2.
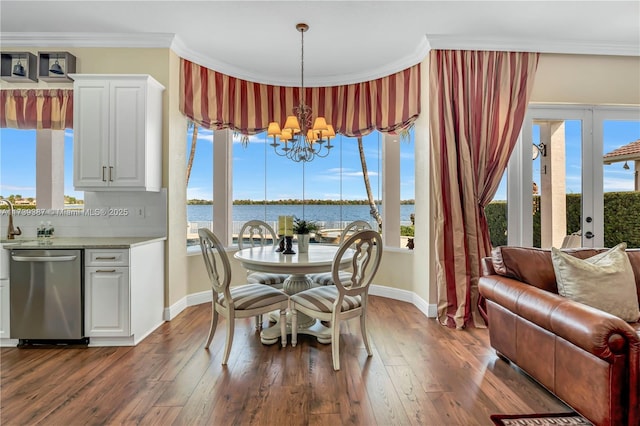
234;244;353;345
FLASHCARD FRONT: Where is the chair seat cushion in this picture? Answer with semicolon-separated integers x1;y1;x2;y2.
218;284;288;309
290;286;361;313
308;270;353;286
247;271;288;287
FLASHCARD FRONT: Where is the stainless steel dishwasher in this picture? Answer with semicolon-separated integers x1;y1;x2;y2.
10;249;86;344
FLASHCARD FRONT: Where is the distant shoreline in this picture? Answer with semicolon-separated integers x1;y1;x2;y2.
188;199;415;205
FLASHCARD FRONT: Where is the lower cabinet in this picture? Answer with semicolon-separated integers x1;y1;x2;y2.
85;266;130;336
84;241;164;346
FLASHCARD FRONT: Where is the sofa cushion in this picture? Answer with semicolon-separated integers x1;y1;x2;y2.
551;243;640;322
491;246;601;294
626;249;640;303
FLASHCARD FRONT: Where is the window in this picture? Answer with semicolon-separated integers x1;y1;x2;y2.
0;128;79;209
232;131;384;238
186;125;415;248
186;125;214;246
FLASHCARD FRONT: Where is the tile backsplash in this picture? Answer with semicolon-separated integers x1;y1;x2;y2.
0;190;166;238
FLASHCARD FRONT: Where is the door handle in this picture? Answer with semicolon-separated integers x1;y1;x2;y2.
585;231;594;239
109;166;113;182
102;166;107;182
11;255;77;262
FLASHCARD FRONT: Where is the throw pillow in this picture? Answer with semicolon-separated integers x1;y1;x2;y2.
551;242;640;322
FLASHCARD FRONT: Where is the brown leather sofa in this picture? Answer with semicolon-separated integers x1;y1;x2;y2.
478;246;640;426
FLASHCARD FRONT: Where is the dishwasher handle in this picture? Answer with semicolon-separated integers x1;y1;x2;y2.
11;255;78;262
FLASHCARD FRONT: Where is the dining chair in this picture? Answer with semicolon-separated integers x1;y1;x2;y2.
290;229;383;370
237;220;290;288
198;228;289;364
309;220;372;286
237;220;290;330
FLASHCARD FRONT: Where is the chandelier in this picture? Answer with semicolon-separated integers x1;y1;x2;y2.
267;23;335;162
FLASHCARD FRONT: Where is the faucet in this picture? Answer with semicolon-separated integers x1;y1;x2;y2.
0;199;22;239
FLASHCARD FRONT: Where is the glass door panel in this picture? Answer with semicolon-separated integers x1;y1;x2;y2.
488;173;507;247
530;119;583;248
602;119;640;248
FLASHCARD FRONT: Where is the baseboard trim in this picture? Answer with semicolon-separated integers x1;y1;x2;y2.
165;285;437;321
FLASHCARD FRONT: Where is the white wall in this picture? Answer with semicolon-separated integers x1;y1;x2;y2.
531;54;640;105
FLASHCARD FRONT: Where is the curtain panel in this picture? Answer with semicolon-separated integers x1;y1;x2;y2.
0;89;73;130
429;49;539;329
179;58;420;137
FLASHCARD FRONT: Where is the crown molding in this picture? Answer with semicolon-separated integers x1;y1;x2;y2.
0;32;175;48
426;34;640;57
174;34;431;87
2;31;430;86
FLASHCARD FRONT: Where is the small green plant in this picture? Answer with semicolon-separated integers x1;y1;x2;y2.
293;217;318;234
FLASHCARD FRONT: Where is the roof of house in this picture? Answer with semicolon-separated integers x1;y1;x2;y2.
603;139;640;164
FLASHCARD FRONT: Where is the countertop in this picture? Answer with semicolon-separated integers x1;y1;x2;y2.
0;236;166;249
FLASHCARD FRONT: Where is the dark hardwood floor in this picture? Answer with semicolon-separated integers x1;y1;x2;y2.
0;296;568;425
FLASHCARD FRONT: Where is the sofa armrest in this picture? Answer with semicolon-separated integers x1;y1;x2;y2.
479;274;640;362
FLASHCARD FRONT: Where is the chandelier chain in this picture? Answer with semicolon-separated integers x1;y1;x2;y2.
266;22;334;163
300;24;304;109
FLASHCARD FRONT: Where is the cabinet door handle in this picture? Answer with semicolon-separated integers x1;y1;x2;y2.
109;166;113;182
95;256;117;260
102;166;107;182
96;269;117;273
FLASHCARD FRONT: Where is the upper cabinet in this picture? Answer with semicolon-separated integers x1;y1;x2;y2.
71;74;165;192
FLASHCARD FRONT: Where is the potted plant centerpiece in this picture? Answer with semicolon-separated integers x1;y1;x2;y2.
293;217;318;253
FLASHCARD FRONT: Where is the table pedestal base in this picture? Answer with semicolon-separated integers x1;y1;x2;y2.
260;273;332;345
260;314;331;345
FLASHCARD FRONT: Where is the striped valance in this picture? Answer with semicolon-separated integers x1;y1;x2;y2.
180;59;420;137
0;89;73;130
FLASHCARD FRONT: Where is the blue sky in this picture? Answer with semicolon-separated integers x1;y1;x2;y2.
186;127;416;201
1;120;638;202
492;119;639;200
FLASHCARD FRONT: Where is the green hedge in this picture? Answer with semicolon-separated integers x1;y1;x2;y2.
487;192;640;248
486;202;507;247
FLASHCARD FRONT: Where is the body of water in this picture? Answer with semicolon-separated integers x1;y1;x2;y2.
188;204;415;228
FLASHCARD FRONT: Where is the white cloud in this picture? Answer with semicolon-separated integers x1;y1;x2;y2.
0;184;35;192
187;128;267;145
316;167;379;181
196;133;214;143
400;151;415;160
187;187;212;200
401;178;415;188
233;133;265;145
603;177;635;192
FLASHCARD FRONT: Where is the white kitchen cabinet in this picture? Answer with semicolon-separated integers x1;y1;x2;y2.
72;74;164;192
85;266;130;337
84;241;164;346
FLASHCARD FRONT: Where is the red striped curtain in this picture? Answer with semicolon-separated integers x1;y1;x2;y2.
179;58;420;136
0;89;73;130
430;50;539;329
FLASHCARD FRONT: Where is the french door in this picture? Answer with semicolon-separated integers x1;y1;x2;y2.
508;105;640;249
